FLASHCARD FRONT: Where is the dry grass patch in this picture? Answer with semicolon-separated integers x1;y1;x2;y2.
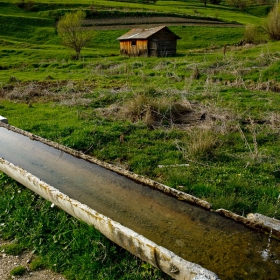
97;93;197;127
187;128;221;158
175;125;223;160
0;81;95;103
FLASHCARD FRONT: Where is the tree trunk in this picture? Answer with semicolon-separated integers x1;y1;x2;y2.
75;49;81;60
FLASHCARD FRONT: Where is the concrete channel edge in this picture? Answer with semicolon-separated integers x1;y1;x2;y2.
0;157;219;280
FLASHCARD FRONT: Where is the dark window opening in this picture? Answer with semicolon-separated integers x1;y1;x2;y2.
131;40;136;46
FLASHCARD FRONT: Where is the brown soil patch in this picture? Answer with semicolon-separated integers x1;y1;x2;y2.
84;16;242;30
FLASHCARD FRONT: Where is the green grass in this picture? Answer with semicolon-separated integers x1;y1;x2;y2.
1;0;280;279
0;18;245;84
244;5;272;18
0;175;170;279
2;0;262;24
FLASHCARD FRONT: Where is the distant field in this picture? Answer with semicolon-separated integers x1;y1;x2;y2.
2;0;263;24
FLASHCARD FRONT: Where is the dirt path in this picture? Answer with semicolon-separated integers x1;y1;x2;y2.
0;240;66;280
84;16;242;30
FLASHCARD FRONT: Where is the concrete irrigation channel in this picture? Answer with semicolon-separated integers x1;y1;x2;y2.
0;120;280;280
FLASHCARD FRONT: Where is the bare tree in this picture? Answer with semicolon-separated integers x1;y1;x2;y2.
57;10;92;60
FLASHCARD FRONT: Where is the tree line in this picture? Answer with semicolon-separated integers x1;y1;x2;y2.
202;0;275;9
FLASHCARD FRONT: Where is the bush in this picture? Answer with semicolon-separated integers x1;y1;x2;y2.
225;0;247;10
264;3;280;40
16;0;36;11
244;25;267;44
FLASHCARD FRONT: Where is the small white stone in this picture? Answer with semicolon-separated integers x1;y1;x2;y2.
192;276;211;280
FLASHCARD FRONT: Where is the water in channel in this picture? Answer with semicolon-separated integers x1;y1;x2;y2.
0;126;280;280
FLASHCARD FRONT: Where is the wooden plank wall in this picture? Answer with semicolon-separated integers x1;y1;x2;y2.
119;28;179;57
120;40;148;57
150;29;178;57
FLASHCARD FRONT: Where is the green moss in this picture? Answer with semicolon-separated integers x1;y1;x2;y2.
10;266;26;276
0;243;25;255
29;257;45;271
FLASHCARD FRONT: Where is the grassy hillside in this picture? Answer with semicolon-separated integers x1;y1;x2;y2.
1;0;264;24
1;0;280;279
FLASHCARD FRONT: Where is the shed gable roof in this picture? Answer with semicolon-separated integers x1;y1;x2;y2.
117;26;181;41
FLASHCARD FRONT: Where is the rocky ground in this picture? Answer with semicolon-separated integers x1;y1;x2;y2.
0;240;66;280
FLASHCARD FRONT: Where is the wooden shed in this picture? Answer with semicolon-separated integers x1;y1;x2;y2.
117;26;181;57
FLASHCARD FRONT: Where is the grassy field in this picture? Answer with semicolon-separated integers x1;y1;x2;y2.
1;0;280;279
